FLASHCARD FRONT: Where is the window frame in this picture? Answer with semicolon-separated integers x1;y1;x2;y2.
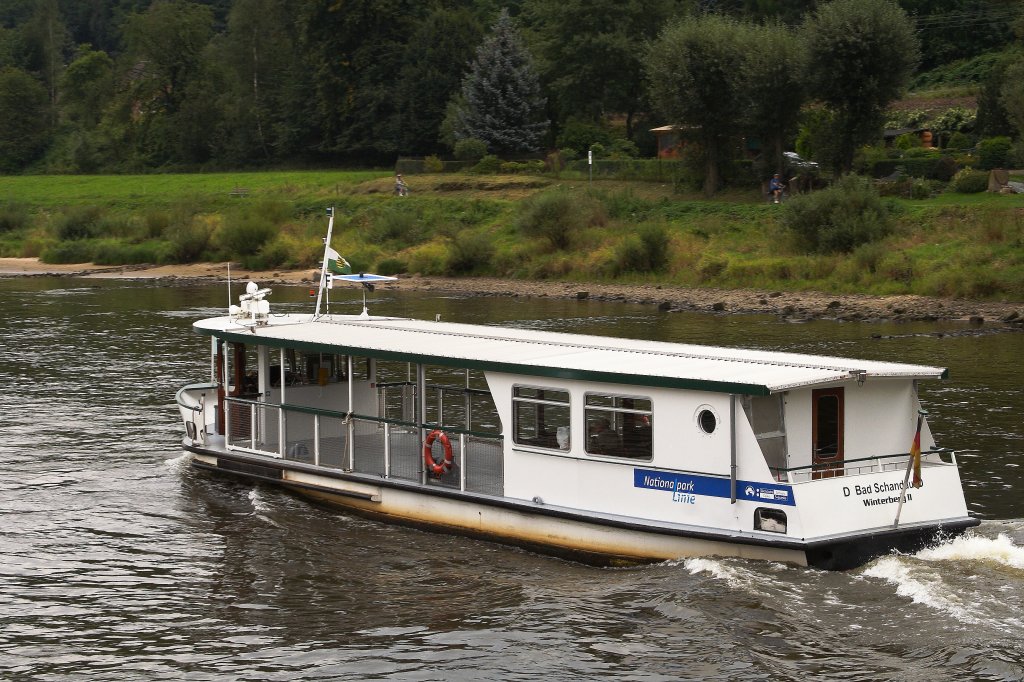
584;392;653;462
511;385;571;451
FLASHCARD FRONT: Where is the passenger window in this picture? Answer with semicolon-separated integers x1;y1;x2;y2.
585;394;652;461
513;386;570;450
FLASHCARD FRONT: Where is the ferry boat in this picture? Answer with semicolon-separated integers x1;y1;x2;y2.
175;213;978;570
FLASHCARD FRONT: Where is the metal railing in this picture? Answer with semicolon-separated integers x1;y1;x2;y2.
222;396;503;496
176;382;218;446
773;449;956;483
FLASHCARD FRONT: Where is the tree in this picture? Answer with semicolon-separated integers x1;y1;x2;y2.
60;47;114;128
122;0;214;115
0;67;52;171
646;14;748;196
524;0;678;139
900;0;1018;72
217;0;313;163
298;0;422;160
977;48;1022;137
121;0;218;165
1000;56;1024;140
453;8;548;155
395;8;482;156
740;21;808;175
802;0;920;174
19;0;69;118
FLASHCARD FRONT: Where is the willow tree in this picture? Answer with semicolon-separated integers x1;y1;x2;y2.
524;0;679;139
453;8;548;155
999;57;1024;140
802;0;920;174
646;14;748;196
741;21;808;175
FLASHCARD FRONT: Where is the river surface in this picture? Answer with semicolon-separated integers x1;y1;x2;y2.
1;277;1023;681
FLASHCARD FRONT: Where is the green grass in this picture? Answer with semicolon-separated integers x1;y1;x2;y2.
1;170;1022;302
1;170;390;210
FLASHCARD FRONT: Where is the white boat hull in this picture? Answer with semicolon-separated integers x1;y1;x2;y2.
188;446;975;569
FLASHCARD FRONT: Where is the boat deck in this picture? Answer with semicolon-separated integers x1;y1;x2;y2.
226;417;505;497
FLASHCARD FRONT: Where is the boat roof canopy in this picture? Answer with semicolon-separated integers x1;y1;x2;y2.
195;314;947;396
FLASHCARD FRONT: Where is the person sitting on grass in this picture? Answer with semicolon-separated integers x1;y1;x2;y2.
769;173;785;204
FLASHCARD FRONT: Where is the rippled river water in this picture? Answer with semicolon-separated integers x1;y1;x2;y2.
2;277;1023;681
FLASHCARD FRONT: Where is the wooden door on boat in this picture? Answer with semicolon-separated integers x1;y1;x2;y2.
228;343;261;439
811;387;844;479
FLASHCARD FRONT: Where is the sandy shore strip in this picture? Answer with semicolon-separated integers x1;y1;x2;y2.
2;257;1022;326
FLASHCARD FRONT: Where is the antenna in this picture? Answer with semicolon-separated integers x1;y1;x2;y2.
227;262;232;311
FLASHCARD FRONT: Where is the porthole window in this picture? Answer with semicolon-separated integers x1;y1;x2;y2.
697;409;717;434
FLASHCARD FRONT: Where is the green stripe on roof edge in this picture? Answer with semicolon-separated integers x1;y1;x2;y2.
197;326;773;397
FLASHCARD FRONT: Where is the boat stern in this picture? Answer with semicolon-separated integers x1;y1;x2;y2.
176;382;219;447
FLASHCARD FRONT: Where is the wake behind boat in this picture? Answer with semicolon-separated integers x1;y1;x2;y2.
175;209;978;570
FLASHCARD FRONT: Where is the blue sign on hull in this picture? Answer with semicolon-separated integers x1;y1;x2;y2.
634;468;795;506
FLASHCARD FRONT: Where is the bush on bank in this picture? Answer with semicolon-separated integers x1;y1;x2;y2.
1;171;1022;301
782;175;896;254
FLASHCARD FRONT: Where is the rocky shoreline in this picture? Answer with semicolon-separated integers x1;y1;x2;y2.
2;257;1022;327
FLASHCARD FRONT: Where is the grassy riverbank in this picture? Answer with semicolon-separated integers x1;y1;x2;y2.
1;170;1022;301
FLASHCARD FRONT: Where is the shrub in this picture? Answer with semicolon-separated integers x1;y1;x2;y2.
454;138;487;161
405;241;449;275
218;212;276;256
471;154;501;173
500;159;546;174
782;175;894;254
92;238;169;265
946;131;971;150
875;175;940;199
41;239;96;263
949;168;988;193
167;216;213;263
244;234;305;270
376;257;407;276
516;189;606;250
598;189;651;221
909;178;937;199
614;224;670;274
368;205;421;243
876;178;911;197
143;210;171;239
607;138;640;159
893;133;919;150
1012;140;1024;169
423;155;444;173
446;230;495;274
54;205;104;240
555;119;613;153
978;136;1013;170
933;155;959;182
95;213;142;240
0;203;30;233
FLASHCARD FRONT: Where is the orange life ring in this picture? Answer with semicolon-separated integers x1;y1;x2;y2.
423;429;454;476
